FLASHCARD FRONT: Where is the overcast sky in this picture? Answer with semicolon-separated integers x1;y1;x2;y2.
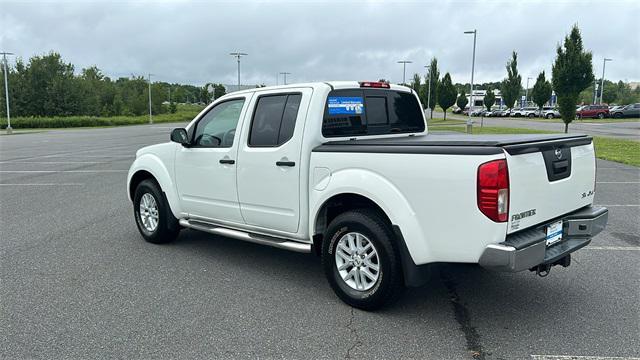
1;0;639;87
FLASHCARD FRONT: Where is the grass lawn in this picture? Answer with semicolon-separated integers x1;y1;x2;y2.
429;125;640;167
0;104;204;130
512;117;640;123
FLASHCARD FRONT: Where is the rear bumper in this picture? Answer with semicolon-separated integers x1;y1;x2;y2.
479;206;608;272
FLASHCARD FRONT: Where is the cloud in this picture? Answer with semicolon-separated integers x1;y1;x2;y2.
1;0;638;86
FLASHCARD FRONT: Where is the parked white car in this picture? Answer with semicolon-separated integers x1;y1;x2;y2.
127;81;608;310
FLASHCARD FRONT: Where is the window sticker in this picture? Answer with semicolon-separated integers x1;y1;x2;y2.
328;96;364;115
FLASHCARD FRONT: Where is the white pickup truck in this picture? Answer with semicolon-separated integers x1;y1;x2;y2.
127;81;608;310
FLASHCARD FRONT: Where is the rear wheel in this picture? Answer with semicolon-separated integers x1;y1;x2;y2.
546;113;554;119
528;113;535;118
322;209;404;310
598;112;605;119
134;179;180;244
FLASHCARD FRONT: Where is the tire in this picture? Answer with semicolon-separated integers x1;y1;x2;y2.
614;112;622;119
598;113;605;119
322;209;404;310
133;179;180;244
528;113;535;118
546;113;554;119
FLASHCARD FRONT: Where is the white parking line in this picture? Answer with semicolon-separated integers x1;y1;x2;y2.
0;170;127;173
596;204;640;207
596;182;640;184
0;161;109;164
0;183;84;186
532;355;640;360
585;246;640;251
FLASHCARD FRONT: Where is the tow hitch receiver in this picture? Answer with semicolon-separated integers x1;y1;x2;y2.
531;254;571;277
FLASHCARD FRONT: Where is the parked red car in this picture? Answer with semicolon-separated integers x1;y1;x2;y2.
576;104;609;119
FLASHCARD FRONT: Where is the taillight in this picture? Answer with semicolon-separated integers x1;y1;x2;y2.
477;159;510;222
359;81;390;88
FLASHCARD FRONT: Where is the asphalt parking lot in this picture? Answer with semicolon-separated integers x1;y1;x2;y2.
1;124;638;359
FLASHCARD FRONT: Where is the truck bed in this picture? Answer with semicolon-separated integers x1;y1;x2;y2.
314;133;592;155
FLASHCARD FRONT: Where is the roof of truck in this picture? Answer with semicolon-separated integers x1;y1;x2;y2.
226;81;412;96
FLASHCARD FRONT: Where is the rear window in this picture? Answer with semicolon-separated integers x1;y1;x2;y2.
249;93;302;147
322;89;424;137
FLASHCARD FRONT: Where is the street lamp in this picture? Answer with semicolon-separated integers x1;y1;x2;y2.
279;72;291;85
147;73;154;124
397;60;412;85
424;65;432;118
229;52;248;91
600;58;612;104
464;30;477;134
1;52;13;134
525;76;533;107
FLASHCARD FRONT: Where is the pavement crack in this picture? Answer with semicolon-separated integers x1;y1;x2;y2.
441;268;486;360
344;307;362;359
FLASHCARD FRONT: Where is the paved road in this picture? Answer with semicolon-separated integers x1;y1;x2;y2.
1;125;639;359
433;111;640;141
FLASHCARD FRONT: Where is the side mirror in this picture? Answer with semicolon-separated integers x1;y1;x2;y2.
170;128;190;146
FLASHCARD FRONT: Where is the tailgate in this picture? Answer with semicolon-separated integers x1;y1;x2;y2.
504;136;596;233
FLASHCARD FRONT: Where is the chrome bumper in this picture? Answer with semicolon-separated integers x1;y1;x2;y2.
479;206;608;272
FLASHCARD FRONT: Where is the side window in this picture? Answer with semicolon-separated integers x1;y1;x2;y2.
193;99;245;148
249;94;302;147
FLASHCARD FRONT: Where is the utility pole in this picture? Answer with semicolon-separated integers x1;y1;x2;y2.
229;52;248;91
279;72;291;85
525;77;532;106
397;60;412;85
148;73;153;124
424;65;432;118
1;52;13;134
593;78;598;104
600;58;612;104
464;30;477;134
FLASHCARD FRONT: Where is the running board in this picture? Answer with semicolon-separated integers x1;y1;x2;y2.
179;219;311;253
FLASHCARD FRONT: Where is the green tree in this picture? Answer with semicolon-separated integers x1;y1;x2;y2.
201;84;213;104
437;73;457;120
552;25;594;132
500;51;522;110
531;71;552;116
456;89;468;111
426;57;440;119
213;84;226;99
410;73;421;94
483;87;496;111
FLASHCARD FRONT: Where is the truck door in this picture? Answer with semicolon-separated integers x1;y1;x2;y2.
236;88;312;234
174;96;251;224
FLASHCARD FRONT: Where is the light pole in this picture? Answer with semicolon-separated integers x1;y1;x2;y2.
1;52;13;134
279;72;291;85
464;30;477;134
424;65;432;118
525;77;532;107
397;60;412;85
148;73;153;124
600;58;612;104
229;52;248;91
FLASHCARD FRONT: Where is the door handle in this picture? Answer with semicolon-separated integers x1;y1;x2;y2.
276;161;295;167
219;159;235;165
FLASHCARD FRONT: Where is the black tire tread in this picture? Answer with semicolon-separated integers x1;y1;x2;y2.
321;208;404;310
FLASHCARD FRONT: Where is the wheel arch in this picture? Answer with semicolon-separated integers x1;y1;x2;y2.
127;154;182;218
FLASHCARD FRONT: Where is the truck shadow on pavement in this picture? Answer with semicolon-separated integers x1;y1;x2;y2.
167;229;593;359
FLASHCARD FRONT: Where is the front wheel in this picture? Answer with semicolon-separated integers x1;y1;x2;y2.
134;179;180;244
598;112;605;119
546;113;554;119
528;113;535;118
322;209;404;310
